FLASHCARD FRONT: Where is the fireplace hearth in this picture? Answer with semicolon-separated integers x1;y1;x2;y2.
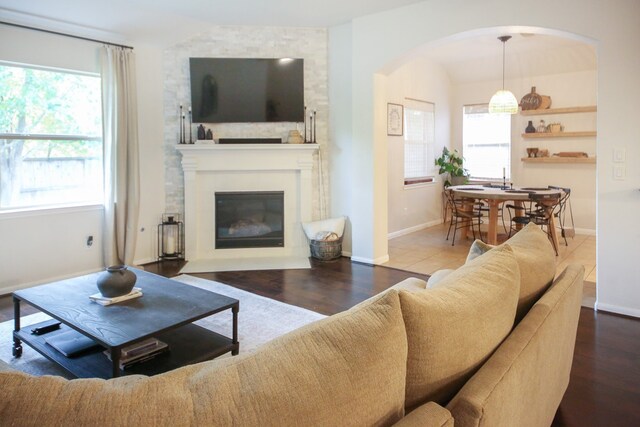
215;191;284;249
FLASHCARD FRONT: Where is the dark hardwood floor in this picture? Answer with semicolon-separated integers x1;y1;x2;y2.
1;257;638;426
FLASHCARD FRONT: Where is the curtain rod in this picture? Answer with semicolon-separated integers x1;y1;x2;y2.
0;20;134;50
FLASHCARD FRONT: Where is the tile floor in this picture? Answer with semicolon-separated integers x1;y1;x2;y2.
383;223;596;307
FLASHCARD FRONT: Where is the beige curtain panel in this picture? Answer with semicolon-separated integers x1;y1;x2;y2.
101;46;140;266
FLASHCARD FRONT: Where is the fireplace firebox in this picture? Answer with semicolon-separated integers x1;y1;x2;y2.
215;191;284;249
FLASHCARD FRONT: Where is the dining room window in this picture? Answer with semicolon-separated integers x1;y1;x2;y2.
404;99;435;185
462;104;511;180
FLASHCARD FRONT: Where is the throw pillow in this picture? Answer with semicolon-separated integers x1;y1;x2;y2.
399;244;521;409
503;222;557;322
427;240;493;289
465;239;494;263
425;269;455;288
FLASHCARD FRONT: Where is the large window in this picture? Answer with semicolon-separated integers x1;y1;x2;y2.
404;100;435;185
462;104;511;180
0;62;103;210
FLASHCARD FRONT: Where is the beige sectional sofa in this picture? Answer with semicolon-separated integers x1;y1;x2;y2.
0;224;583;427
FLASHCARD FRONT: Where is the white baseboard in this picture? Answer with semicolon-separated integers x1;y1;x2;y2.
133;256;156;267
0;267;104;296
351;254;390;265
595;302;640;319
388;219;442;240
574;227;596;236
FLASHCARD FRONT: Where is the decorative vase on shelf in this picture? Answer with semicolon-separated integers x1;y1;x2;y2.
96;265;137;298
536;119;546;133
525;120;536;133
197;124;206;140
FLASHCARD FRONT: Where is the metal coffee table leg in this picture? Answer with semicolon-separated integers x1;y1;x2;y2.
12;296;23;357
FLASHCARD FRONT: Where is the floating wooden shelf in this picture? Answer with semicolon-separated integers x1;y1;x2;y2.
521;131;597;138
520;106;597;116
521;157;596;164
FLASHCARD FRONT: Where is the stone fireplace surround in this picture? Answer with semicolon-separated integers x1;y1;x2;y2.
175;143;319;267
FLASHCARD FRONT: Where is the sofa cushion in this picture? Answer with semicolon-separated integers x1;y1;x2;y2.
430;224;556;323
504;223;557;322
0;290;408;427
399;244;520;409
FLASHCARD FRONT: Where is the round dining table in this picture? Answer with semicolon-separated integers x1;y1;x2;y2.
448;184;563;247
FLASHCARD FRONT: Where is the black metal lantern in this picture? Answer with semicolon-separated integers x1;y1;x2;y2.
158;213;184;260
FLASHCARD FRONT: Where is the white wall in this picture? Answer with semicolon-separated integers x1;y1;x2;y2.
452;70;597;232
385;58;451;236
331;0;640;317
328;23;354;254
0;25;165;293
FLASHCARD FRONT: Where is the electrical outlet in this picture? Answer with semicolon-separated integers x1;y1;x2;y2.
613;165;626;180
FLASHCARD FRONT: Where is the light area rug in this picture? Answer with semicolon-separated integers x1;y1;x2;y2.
0;274;325;378
179;256;311;274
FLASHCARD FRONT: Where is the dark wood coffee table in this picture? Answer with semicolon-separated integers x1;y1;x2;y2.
12;268;239;379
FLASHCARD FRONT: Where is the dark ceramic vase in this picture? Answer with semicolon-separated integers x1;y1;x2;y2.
97;265;137;298
525;120;536;133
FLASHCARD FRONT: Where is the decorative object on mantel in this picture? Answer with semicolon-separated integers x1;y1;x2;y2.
205;129;213;140
488;36;518;114
525;120;536;133
197;124;206;140
179;105;185;144
302;106;318;143
158;213;185;260
287;130;304;144
520;86;542;111
188;106;193;143
96;265;137;298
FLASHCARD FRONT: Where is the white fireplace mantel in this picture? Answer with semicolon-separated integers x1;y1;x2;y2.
175;143;319;264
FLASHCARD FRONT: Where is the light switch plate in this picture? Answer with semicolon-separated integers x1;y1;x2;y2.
613;165;626;180
613;148;626;163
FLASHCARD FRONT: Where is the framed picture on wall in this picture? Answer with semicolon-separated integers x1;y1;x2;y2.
387;103;404;136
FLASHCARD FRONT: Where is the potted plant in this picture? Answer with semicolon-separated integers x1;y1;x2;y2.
435;147;469;187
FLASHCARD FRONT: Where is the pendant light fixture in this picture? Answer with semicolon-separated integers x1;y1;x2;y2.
488;35;518;114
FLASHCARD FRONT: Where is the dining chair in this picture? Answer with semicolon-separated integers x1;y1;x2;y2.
445;190;484;246
505;192;561;254
548;186;575;245
526;193;562;255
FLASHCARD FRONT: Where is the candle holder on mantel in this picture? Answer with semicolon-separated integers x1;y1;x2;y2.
158;213;184;261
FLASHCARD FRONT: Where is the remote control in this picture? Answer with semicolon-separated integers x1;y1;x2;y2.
31;321;62;335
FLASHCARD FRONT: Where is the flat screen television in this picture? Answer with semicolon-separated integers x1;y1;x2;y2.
189;58;304;123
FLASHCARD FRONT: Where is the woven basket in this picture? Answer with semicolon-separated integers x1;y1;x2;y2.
310;237;343;261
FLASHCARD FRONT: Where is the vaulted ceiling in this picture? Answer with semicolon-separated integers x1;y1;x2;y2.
0;0;597;83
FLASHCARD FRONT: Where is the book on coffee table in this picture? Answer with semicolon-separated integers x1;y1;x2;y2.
45;330;101;357
89;288;143;306
104;338;169;369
